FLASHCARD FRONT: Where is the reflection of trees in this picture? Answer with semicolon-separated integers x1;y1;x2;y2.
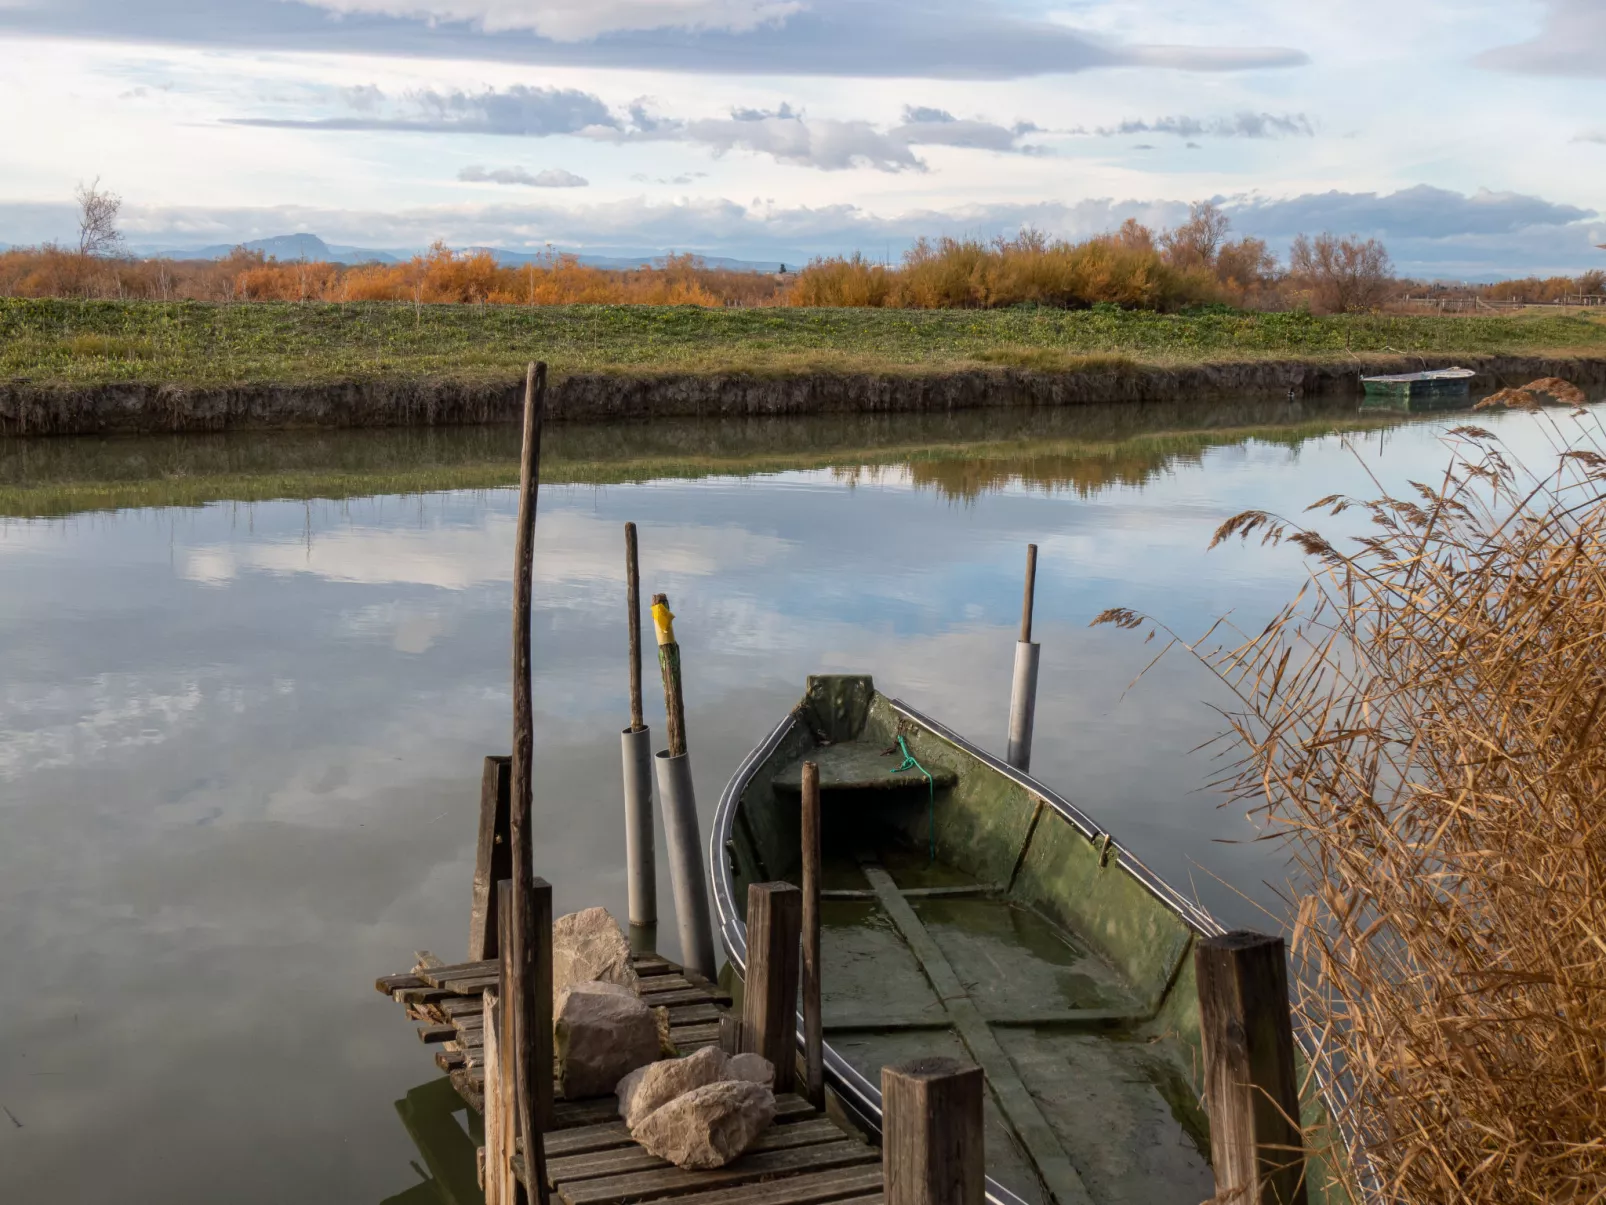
0;397;1417;517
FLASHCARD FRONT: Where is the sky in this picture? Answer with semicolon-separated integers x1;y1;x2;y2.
1;0;1603;277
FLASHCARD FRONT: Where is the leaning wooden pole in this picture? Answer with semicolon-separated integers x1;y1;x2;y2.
1005;543;1040;773
509;361;552;1205
1196;931;1309;1205
651;592;717;978
621;522;656;944
801;761;824;1108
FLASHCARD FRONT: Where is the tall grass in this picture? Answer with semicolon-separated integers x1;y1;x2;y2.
1098;379;1606;1202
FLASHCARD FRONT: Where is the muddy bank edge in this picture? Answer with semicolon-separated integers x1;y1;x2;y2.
6;353;1605;436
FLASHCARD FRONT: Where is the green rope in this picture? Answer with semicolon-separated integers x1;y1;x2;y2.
889;735;937;863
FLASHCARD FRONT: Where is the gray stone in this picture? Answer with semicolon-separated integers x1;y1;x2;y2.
553;982;659;1099
727;1052;775;1087
631;1080;777;1169
553;907;640;1001
617;1046;732;1129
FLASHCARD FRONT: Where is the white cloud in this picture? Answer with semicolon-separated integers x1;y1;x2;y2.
459;165;589;187
290;0;803;41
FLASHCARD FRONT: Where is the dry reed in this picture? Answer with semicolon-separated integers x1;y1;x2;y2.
1096;379;1606;1203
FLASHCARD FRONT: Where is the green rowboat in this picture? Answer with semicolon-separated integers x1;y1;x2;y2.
1359;366;1475;409
711;675;1352;1205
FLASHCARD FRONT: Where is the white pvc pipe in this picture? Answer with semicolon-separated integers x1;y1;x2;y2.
621;725;657;932
654;749;717;979
1006;640;1040;773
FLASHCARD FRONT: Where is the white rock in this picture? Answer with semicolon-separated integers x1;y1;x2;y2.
617;1046;732;1129
727;1053;775;1087
553;982;659;1099
553;907;640;1001
632;1080;777;1169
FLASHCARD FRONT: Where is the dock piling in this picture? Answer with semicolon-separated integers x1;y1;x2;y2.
469;755;512;961
741;881;802;1095
882;1057;985;1205
1195;931;1308;1205
1005;543;1040;773
801;761;825;1108
651;592;717;979
622;522;657;938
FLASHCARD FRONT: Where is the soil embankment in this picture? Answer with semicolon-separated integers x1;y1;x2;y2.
5;354;1605;436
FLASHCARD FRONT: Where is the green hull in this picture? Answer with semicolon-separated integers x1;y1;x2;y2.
713;676;1353;1205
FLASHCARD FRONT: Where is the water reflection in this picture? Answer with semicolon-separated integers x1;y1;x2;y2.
0;394;1598;1204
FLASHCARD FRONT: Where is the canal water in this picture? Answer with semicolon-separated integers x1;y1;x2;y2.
0;395;1597;1201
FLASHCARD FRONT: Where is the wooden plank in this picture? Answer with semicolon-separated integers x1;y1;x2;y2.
397;986;453;1006
418;1023;458;1044
377;972;428;993
421;960;499;988
436;1048;468;1072
669;1023;722;1049
649;988;732;1009
665;1003;724;1026
631;955;676;977
545;1095;818;1161
637;976;697;995
547;1118;846;1186
883;1059;983;1205
485;991;507;1205
650;1165;883;1205
556;1140;879;1205
469;755;512;962
859;864;1093;1205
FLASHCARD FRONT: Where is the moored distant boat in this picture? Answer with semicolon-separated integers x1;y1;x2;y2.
1360;366;1476;400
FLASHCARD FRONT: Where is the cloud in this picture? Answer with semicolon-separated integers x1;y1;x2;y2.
891;106;1031;153
292;0;802;41
671;113;926;172
229;84;617;135
0;0;1309;80
1087;112;1315;139
1227;184;1593;239
458;165;589;187
1477;0;1606;78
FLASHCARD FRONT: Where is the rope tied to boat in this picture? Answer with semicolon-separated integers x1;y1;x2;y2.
889;735;937;863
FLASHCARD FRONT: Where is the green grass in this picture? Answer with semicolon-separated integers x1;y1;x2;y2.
4;299;1605;386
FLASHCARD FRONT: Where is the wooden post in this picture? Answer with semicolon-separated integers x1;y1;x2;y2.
483;988;511;1205
469;755;512;961
626;522;644;733
1019;543;1037;644
496;884;522;1205
653;593;688;758
1195;931;1308;1205
882;1057;984;1205
801;761;825;1108
742;881;802;1095
510;361;551;1205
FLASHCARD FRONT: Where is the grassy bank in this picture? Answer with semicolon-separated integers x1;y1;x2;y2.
5;299;1605;386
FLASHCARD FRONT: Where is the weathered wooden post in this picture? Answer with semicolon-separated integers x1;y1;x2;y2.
499;877;553;1205
509;361;553;1205
742;881;802;1095
1006;543;1040;773
469;755;511;960
1195;931;1308;1205
882;1057;985;1205
482;986;513;1205
620;521;657;949
651;592;717;979
801;761;825;1108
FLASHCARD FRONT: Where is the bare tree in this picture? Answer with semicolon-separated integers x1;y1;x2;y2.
75;178;124;257
1289;232;1393;313
1161;201;1231;270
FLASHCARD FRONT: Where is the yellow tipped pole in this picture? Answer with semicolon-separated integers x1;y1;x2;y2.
653;593;688;758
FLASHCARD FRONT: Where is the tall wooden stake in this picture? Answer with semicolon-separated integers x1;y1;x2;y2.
469;754;512;961
510;361;551;1205
801;761;824;1108
626;523;645;733
1195;931;1308;1205
742;881;802;1095
882;1057;984;1205
653;592;688;757
1019;543;1038;644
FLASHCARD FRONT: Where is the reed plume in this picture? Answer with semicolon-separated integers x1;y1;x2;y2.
1095;382;1606;1203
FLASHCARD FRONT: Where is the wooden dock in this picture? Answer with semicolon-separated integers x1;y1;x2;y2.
376;949;886;1205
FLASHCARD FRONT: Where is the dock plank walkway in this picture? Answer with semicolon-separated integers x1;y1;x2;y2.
378;949;884;1205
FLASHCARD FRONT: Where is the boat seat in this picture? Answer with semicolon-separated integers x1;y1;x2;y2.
772;741;958;795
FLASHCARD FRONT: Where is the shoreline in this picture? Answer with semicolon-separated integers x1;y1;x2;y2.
5;352;1606;436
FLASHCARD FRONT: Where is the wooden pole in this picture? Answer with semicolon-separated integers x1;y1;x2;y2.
482;988;510;1205
742;881;802;1095
801;761;824;1108
625;522;644;733
1019;543;1038;644
882;1057;984;1205
496;884;521;1205
510;361;551;1205
1195;931;1308;1205
469;755;512;961
653;593;688;758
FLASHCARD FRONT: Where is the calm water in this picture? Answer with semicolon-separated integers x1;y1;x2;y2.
1;395;1597;1201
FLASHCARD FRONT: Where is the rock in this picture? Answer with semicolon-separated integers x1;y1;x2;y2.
631;1080;777;1169
553;982;660;1099
727;1053;775;1087
553;907;640;1001
617;1046;732;1129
